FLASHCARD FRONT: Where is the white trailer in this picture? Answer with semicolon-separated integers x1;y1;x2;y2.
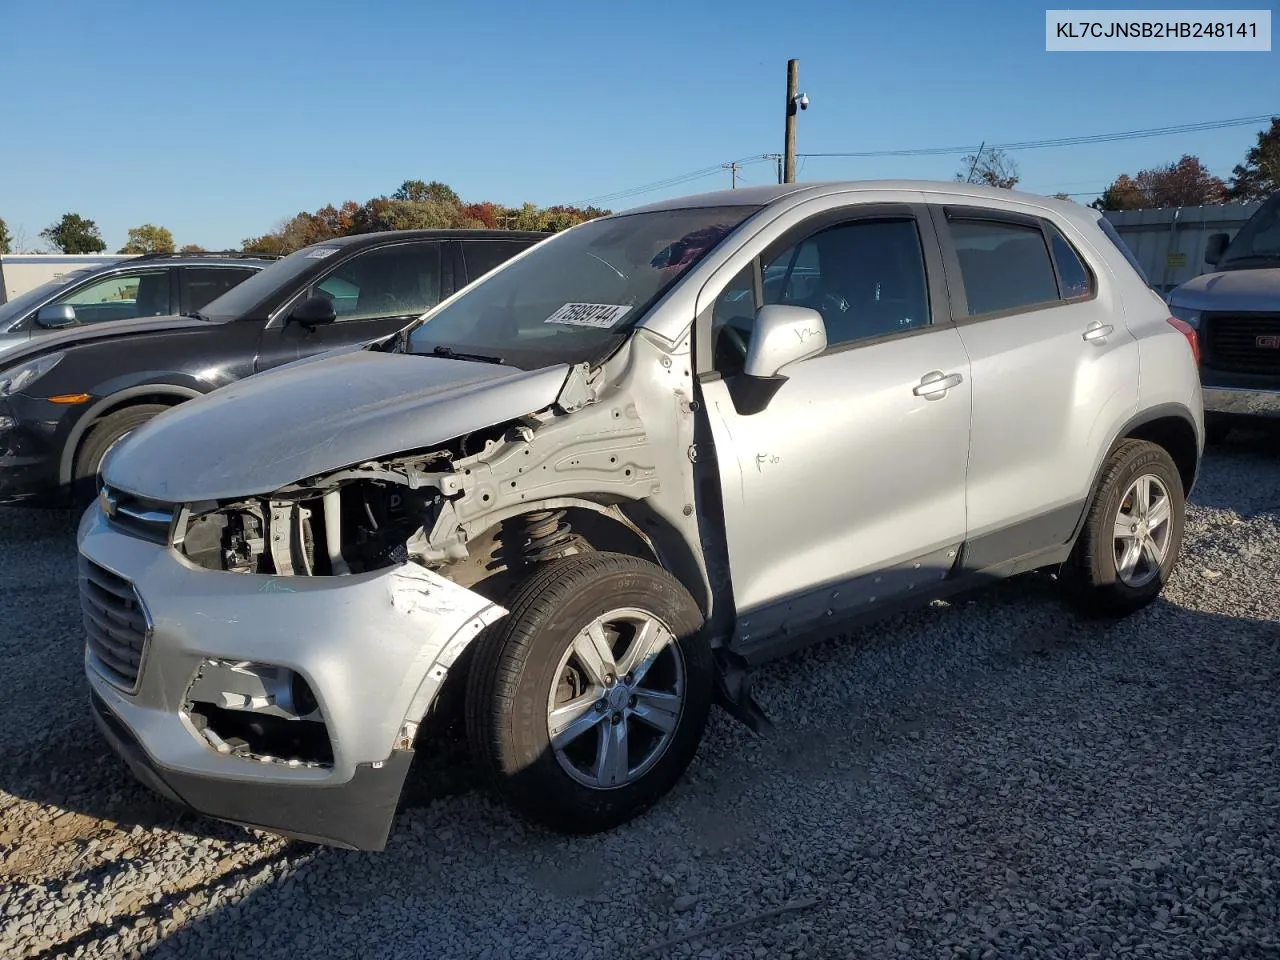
0;254;138;304
1102;202;1264;297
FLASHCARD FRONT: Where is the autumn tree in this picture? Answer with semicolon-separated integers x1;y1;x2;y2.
1093;157;1227;210
119;223;176;254
955;147;1019;189
41;213;106;254
1227;116;1280;202
179;244;206;253
1091;174;1147;211
0;217;10;254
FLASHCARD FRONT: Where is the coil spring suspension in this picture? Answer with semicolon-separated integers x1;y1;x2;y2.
522;508;577;563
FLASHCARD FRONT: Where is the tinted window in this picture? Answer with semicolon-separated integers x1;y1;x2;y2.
60;271;170;323
763;218;931;347
462;240;533;284
1221;192;1280;265
949;220;1058;316
309;242;443;322
1048;228;1093;300
182;267;257;314
0;270;94;331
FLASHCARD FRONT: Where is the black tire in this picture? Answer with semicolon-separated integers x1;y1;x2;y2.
71;404;171;508
1060;438;1185;618
465;551;713;833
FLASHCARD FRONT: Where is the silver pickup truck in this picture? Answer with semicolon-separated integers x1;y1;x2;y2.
1169;189;1280;441
77;180;1203;851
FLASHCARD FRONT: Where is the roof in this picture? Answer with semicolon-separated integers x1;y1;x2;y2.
617;179;1098;219
307;228;550;251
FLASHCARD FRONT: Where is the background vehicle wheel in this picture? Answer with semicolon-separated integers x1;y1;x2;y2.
1061;438;1185;618
71;404;171;509
465;551;713;833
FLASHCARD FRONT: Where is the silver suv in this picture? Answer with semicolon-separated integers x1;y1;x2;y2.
77;181;1204;851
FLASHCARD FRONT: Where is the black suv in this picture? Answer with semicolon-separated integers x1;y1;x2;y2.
0;229;546;507
0;252;275;351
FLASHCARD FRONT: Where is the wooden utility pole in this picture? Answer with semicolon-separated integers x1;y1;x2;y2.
783;59;799;183
722;161;740;188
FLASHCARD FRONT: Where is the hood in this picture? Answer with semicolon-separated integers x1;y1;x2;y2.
102;349;573;502
1168;267;1280;313
0;314;210;368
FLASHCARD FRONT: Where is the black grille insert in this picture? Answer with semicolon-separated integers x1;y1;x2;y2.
102;487;175;545
1204;313;1280;375
79;556;151;692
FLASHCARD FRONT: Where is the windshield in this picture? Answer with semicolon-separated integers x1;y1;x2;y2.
404;205;762;369
198;244;343;320
1221;192;1280;266
0;270;94;331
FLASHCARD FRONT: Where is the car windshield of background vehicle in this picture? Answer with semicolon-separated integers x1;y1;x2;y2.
405;205;763;369
198;246;338;321
1220;192;1280;267
0;271;93;330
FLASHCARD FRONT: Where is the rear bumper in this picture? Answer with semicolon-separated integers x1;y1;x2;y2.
90;689;413;850
1202;386;1280;420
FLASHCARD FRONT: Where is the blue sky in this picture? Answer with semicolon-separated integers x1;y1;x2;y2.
1;0;1275;252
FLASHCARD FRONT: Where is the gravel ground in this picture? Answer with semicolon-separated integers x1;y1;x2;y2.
1;429;1278;960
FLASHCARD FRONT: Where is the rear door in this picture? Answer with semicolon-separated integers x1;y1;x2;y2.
179;266;260;316
260;240;446;371
931;204;1140;550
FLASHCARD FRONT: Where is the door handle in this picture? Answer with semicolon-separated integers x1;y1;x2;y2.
1082;322;1114;343
913;370;963;399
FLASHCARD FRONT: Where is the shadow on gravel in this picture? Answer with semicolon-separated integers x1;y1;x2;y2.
1189;424;1280;516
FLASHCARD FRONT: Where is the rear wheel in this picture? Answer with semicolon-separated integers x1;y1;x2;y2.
465;552;713;833
1061;439;1185;617
71;404;171;509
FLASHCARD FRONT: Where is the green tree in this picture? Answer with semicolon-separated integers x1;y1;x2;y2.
40;213;106;254
119;223;176;254
955;147;1019;189
0;217;11;254
393;179;461;206
1227;116;1280;202
179;243;206;253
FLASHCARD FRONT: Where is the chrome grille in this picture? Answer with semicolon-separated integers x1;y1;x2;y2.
101;486;175;544
1203;313;1280;376
79;556;152;692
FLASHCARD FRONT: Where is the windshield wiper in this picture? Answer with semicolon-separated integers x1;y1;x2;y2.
183;310;210;321
431;344;505;365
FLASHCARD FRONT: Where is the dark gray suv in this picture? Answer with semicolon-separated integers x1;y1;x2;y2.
0;252;277;358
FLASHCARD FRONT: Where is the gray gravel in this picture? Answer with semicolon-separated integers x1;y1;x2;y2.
2;428;1279;960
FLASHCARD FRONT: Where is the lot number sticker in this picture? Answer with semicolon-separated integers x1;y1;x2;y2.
544;303;632;328
305;247;340;259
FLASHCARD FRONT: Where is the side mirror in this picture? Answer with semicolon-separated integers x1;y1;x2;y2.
1204;232;1230;267
728;305;827;416
290;295;337;329
35;303;77;329
743;305;827;379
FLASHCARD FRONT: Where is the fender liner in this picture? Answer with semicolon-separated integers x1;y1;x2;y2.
58;385;204;487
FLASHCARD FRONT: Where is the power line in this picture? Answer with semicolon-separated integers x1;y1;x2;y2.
577;113;1274;208
798;113;1273;159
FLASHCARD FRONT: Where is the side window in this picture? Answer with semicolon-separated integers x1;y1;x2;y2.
60;271;171;324
948;219;1058;317
462;241;529;284
308;242;443;322
181;267;257;314
763;218;932;348
1047;226;1094;301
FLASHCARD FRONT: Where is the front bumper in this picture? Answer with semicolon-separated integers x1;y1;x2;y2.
77;504;506;850
0;402;62;504
1202;386;1280;420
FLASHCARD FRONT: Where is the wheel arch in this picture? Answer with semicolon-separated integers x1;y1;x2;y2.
59;384;204;487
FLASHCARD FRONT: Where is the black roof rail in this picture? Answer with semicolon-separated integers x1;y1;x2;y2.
123;250;284;263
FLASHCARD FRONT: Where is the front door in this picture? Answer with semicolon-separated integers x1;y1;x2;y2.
259;239;448;372
696;206;972;647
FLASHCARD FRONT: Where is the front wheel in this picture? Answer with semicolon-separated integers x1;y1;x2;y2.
465;552;713;833
1060;439;1185;617
71;403;172;510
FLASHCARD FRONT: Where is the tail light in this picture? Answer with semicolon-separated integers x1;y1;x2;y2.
1167;316;1200;365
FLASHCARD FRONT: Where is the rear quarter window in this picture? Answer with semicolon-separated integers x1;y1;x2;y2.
1096;216;1152;287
